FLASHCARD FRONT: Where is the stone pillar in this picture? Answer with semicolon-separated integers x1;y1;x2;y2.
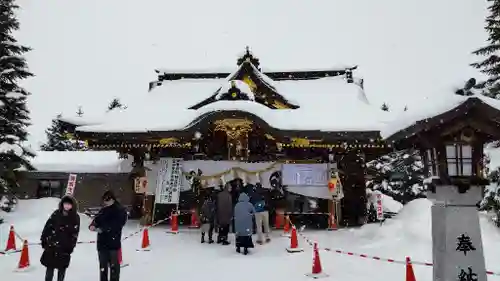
429;185;486;281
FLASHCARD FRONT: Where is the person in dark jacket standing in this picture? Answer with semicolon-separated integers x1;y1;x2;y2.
40;195;80;281
89;191;127;281
199;194;216;243
216;184;233;245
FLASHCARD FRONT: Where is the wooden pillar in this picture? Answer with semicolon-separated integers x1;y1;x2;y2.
141;194;155;226
339;148;367;226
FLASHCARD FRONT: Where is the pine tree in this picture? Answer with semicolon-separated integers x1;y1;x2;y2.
381;102;389;111
40;114;86;151
471;0;500;98
480;165;500;227
366;149;427;204
108;98;125;111
0;0;35;189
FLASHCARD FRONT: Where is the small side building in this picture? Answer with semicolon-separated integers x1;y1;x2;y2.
16;151;135;212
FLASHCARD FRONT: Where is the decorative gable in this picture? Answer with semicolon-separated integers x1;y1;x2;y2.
189;60;299;110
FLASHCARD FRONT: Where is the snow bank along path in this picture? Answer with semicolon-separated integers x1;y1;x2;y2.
1;198;500;280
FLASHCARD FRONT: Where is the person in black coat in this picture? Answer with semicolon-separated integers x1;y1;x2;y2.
40;195;80;281
199;194;216;243
89;190;127;281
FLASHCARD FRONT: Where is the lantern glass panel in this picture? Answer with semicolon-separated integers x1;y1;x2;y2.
445;144;473;177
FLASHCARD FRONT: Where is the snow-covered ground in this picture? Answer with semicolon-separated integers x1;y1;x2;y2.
1;198;499;281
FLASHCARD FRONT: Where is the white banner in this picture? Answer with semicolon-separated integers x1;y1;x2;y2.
181;160;280;190
180;161;331;199
282;164;328;186
65;174;77;196
155;158;182;204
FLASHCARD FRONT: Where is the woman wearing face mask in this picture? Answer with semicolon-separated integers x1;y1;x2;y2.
40;195;80;281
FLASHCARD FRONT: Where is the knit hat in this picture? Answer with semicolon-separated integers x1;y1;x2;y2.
59;195;77;211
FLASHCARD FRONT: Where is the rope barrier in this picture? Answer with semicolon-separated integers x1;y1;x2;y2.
6;209;195;248
287;218;500;277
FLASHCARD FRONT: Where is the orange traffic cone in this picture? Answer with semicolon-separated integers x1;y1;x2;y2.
188;209;200;229
327;213;338;231
118;248;129;268
137;228;151;251
286;226;303;253
167;211;179;234
274;212;284;229
306;242;328;278
406;257;417;281
15;240;30;271
282;215;291;237
5;225;17;252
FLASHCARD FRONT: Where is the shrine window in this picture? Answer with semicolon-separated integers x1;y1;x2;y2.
37;180;63;198
426;148;439;177
445;144;473;177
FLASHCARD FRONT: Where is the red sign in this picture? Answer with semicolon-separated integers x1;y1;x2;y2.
65;174;77;196
376;193;383;220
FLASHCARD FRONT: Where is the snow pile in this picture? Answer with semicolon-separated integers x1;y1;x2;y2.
0;198;94;247
0;142;24;156
23;151;132;173
366;189;403;213
374;199;433;242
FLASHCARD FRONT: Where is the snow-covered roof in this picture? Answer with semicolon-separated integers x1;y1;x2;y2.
381;93;500;140
23;151;132;173
19;0;488;148
74;75;389;133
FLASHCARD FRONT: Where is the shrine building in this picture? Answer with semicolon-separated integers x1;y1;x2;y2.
57;49;500;227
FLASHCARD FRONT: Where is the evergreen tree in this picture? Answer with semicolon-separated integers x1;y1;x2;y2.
366;149;427;204
0;0;35;189
381;102;389;111
108;98;125;111
480;164;500;227
40;114;86;151
471;0;500;98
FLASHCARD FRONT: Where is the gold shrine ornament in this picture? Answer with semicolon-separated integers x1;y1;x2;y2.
214;119;253;140
159;138;179;145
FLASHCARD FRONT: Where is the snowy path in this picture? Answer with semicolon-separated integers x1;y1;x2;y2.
0;226;419;281
2;198;500;281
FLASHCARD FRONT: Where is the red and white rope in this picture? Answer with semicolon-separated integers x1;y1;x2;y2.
289;220;500;276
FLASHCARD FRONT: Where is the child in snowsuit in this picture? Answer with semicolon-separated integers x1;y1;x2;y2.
200;195;216;244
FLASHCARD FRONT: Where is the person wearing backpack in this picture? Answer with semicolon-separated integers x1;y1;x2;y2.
253;188;271;244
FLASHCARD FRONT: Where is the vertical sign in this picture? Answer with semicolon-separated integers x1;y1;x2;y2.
376;193;383;221
443;206;486;281
155;158;183;204
65;174;77;196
